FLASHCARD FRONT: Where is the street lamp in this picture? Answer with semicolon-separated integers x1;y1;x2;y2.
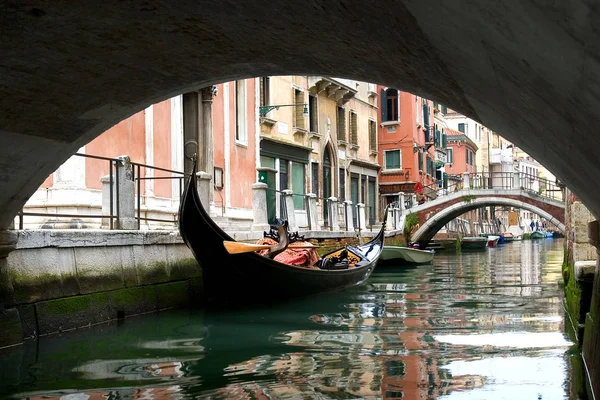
259;103;309;118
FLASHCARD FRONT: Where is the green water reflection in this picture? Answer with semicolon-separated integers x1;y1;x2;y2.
0;239;576;399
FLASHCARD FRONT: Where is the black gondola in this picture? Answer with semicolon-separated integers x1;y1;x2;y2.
178;159;386;305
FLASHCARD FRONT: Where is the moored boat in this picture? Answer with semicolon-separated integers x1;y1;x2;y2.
461;236;488;250
503;232;514;242
487;235;500;247
178;158;386;305
531;230;545;239
380;246;435;264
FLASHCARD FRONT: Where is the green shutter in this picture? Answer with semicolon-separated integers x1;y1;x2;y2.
442;133;447;149
292;162;305;210
418;151;423;171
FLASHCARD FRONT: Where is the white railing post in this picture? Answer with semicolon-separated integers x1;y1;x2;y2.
344;200;354;231
399;192;406;212
387;207;395;230
463;172;470;189
306;193;319;231
101;156;136;230
357;203;366;232
328;197;340;231
282;189;298;232
251;182;270;231
196;171;212;212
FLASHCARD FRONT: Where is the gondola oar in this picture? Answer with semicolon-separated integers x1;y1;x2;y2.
223;241;319;254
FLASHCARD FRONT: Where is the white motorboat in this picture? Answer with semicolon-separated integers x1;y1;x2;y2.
380;246;435;264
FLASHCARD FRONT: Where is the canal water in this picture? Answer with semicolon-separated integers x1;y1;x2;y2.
0;238;582;399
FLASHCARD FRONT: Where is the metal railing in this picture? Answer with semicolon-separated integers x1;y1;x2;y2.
264;187;377;232
18;153;186;230
407;171;564;208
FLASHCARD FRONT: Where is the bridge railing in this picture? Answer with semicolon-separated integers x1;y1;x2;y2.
468;172;564;202
415;171;565;206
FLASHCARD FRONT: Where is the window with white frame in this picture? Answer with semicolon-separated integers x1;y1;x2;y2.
384;149;401;170
385;88;399;121
447;148;454;164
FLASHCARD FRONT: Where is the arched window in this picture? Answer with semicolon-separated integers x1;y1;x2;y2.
323;147;333;224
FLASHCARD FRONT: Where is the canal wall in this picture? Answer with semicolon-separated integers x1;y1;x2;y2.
562;192;597;344
0;228;404;348
1;230;202;348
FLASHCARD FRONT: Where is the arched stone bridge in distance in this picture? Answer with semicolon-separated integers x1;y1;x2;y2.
408;188;566;246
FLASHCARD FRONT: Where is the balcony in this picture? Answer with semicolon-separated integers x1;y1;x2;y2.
489;148;513;165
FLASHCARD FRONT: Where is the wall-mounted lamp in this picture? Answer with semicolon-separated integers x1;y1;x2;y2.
259;103;309;118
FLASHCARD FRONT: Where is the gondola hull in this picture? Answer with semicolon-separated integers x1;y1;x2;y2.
178;161;385;304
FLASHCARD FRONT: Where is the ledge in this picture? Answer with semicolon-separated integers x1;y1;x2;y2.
260;117;277;127
575;261;596;282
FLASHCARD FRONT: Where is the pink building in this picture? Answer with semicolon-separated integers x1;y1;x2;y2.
444;127;478;180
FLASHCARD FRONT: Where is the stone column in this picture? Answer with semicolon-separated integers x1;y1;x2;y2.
463;172;470;189
251;183;269;231
196;171;212;212
357;203;366;232
411;194;417;207
282;189;298;232
328;197;339;231
0;230;21;348
306;193;319;231
344;200;354;232
100;156;136;230
183;92;200;177
199;86;217;203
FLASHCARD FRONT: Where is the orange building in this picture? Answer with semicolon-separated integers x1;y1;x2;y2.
377;87;437;208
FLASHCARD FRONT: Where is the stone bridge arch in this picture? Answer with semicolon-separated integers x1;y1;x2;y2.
411;196;566;245
2;1;600;231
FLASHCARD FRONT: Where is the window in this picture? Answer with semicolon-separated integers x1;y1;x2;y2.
337;106;346;141
259;77;270;107
369;119;377;151
447;148;454;164
308;95;318;132
294;89;305;129
422;101;430;128
418;151;423;172
384;88;399;121
311;162;319;198
350;111;358;145
384;149;401;170
458;123;466;134
339;168;346;202
235;80;247;143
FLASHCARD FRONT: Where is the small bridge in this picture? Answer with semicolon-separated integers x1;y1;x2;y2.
389;172;566;245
